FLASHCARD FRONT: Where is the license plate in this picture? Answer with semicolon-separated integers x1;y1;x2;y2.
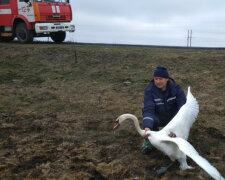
56;26;64;29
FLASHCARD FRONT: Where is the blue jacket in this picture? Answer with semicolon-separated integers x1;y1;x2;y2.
142;79;186;129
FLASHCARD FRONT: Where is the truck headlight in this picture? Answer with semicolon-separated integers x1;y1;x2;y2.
39;26;48;30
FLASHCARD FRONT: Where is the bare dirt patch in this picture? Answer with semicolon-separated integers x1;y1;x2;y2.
0;43;224;179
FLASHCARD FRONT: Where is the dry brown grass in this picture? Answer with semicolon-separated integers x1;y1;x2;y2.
0;42;224;179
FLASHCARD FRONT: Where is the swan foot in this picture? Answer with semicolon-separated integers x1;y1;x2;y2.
179;163;194;170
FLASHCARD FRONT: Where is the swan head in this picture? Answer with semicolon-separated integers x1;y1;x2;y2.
113;114;138;130
113;119;120;129
113;114;126;129
113;114;146;137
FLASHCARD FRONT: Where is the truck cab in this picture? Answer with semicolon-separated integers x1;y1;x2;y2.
0;0;75;43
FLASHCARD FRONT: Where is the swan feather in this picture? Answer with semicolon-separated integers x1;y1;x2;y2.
161;87;199;140
154;134;225;180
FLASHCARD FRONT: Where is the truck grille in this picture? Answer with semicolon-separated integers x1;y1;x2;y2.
46;15;66;21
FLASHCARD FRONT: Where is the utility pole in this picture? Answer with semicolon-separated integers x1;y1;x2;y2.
190;30;192;47
187;29;193;47
187;30;190;47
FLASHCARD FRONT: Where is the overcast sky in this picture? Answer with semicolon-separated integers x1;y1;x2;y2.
67;0;225;47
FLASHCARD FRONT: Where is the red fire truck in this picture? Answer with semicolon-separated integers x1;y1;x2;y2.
0;0;75;43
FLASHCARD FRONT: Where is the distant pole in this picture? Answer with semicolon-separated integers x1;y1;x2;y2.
187;29;193;47
187;30;190;47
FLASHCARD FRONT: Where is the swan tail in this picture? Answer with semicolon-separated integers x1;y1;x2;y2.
161;136;224;180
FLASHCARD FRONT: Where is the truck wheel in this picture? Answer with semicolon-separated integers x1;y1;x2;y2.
50;31;66;43
16;23;33;43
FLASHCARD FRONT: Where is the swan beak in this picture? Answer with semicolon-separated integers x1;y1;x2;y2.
113;120;120;129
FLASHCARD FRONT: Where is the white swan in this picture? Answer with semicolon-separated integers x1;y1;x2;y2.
114;87;224;180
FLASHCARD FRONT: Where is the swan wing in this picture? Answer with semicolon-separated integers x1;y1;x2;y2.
162;87;199;140
160;135;224;180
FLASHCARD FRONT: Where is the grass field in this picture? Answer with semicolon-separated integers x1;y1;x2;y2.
0;42;225;179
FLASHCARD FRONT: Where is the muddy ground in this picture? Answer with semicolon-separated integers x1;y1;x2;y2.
0;42;224;179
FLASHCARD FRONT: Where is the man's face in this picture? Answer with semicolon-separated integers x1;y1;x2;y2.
154;77;168;91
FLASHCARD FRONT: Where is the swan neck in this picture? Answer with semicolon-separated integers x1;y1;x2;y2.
128;114;145;136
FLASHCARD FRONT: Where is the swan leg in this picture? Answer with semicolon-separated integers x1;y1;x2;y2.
178;158;194;170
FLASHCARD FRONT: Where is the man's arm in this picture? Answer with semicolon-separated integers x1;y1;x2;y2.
142;90;155;129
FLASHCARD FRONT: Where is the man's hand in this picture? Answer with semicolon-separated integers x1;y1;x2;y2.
143;128;151;139
168;132;176;138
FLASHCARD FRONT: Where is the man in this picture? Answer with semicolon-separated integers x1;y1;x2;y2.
141;66;186;154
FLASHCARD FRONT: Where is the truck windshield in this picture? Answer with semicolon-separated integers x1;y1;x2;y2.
35;0;69;3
